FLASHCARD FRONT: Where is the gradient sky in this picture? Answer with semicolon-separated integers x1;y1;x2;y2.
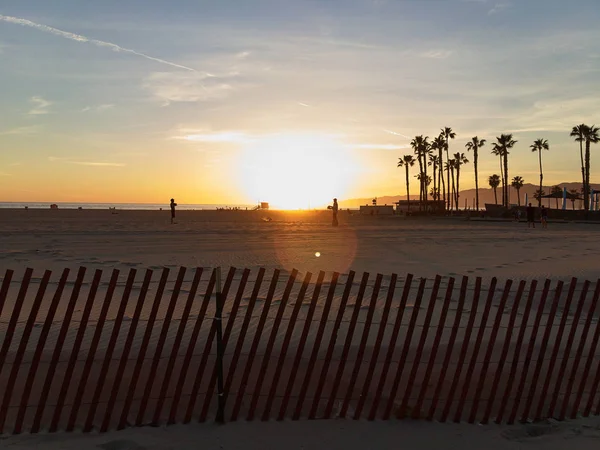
1;0;599;206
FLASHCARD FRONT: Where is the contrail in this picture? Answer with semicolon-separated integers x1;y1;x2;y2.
0;14;195;71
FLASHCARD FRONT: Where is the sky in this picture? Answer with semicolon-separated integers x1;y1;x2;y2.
1;0;599;207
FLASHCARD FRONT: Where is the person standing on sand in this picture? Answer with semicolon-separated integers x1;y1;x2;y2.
332;198;339;227
541;205;548;229
170;198;177;224
526;203;535;228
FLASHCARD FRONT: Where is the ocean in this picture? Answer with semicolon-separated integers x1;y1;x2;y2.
0;202;255;210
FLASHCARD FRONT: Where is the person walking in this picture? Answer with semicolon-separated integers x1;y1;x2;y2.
331;198;339;227
170;198;178;224
526;203;535;228
541;205;548;229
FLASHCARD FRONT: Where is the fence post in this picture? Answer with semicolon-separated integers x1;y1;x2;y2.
215;267;226;424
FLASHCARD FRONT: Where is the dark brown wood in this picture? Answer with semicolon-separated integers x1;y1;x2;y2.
0;269;14;317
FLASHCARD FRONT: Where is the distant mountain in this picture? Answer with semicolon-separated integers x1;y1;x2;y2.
340;182;600;208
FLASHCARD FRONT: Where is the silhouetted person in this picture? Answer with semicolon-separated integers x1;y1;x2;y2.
332;198;339;227
170;198;177;224
541;205;548;228
526;203;535;228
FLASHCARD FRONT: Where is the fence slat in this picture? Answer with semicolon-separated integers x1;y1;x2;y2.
382;277;427;420
183;267;235;423
153;267;203;425
322;272;370;419
355;273;398;420
247;270;298;420
230;269;280;421
261;272;311;421
481;280;525;424
340;273;382;418
222;269;265;420
548;280;588;418
199;269;250;423
507;279;551;424
84;269;137;432
168;269;216;424
520;280;564;422
14;269;70;434
0;269;14;317
0;270;51;433
100;269;154;432
495;280;537;424
453;277;497;423
50;269;103;432
585;339;600;416
31;267;85;434
397;275;441;420
299;272;343;420
281;271;329;420
564;280;600;420
66;269;119;432
368;274;413;420
117;267;171;430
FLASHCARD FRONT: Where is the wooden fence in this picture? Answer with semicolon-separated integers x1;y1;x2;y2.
0;266;599;434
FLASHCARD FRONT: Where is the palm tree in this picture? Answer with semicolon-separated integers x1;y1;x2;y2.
534;189;546;204
411;135;431;206
398;155;416;212
432;135;446;205
584;125;600;213
569;188;579;210
530;138;549;207
453;152;469;210
571;124;587;210
491;143;505;206
447;160;457;211
511;176;524;206
465;136;486;211
428;153;439;200
493;134;517;208
489;174;501;205
551;185;563;209
441;127;456;211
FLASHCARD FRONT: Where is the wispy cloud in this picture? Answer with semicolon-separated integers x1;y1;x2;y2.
81;104;115;112
28;96;52;115
0;125;39;135
488;3;510;15
383;129;411;139
143;72;238;103
176;131;253;144
0;14;195;71
48;156;125;167
421;49;454;59
349;143;410;150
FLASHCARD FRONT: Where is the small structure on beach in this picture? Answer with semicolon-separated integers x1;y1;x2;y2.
359;204;394;215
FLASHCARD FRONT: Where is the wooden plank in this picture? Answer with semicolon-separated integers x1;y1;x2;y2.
563;280;600;420
0;269;14;317
340;273;382;418
261;272;312;421
49;269;103;432
14;269;70;434
0;270;51;433
117;267;172;429
84;269;137;433
322;272;370;419
453;277;497;423
520;281;564;422
153;268;203;426
507;279;551;424
368;274;413;421
182;267;236;424
548;280;588;418
355;273;398;420
382;277;427;420
31;267;85;434
280;271;329;420
584;337;600;416
397;276;441;420
199;269;250;423
495;280;537;424
480;280;525;424
66;269;119;431
230;269;280;421
100;269;154;433
247;270;298;420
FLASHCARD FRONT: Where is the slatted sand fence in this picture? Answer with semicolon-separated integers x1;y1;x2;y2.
0;266;599;434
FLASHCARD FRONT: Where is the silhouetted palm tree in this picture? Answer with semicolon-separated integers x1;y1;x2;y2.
441;127;456;211
569;188;579;210
530;138;549;207
411;135;431;206
511;176;524;206
534;189;545;204
432;134;446;205
571;124;587;210
489;174;501;205
398;155;416;212
493;134;517;208
465;136;486;211
584;125;600;212
551;185;563;209
453;152;469;210
428;153;439;200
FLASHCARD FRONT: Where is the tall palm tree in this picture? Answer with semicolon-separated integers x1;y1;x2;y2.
534;189;546;204
453;152;469;210
441;127;456;211
428;153;439;200
584;125;600;212
398;155;416;212
571;124;587;210
569;188;579;210
491;143;505;206
493;134;517;208
465;136;486;211
411;135;431;206
410;136;424;206
530;138;550;207
489;174;501;205
511;176;524;206
432;135;446;204
551;185;563;209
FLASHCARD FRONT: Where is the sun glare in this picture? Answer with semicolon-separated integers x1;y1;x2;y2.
237;134;357;209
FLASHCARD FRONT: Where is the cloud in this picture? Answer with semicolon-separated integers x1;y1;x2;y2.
0;14;195;71
143;72;239;103
0;125;39;135
420;49;454;59
28;96;52;115
176;131;253;144
488;3;510;15
81;104;115;112
383;129;411;139
349;143;410;150
48;156;125;167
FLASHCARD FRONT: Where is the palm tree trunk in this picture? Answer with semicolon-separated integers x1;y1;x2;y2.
538;150;543;207
439;148;445;206
445;146;451;211
451;167;456;211
517;188;521;206
493;187;498;205
405;166;410;212
585;139;591;212
423;154;428;204
474;150;479;211
580;141;587;211
504;153;509;208
456;166;460;209
499;156;504;207
417;156;423;210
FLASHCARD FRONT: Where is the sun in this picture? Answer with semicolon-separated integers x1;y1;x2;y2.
237;133;357;209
